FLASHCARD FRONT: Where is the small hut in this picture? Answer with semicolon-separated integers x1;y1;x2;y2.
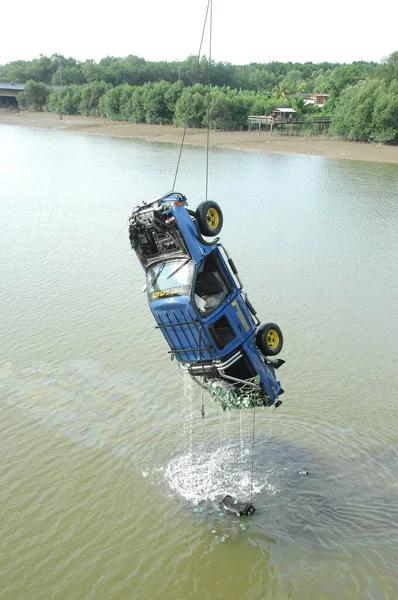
271;108;297;120
311;93;328;106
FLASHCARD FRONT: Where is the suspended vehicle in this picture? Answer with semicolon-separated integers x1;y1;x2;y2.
128;191;284;411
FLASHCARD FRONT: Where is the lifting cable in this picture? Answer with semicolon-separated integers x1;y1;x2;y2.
201;387;205;419
172;0;256;497
198;325;206;418
250;406;256;503
205;0;212;203
172;0;213;198
110;217;130;247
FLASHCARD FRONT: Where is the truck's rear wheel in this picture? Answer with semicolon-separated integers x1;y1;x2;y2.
256;322;283;356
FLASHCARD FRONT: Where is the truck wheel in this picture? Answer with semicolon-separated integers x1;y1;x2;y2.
196;201;223;236
256;323;283;356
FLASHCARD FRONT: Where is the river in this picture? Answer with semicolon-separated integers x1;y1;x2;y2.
1;124;398;600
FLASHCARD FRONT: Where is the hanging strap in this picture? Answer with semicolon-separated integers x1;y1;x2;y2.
250;406;256;503
172;0;213;192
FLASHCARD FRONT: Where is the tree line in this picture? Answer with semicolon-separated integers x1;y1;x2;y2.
17;80;325;130
331;53;398;143
4;51;398;143
0;53;378;96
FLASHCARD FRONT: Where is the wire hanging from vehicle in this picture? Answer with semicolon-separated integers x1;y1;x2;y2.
205;0;212;203
250;406;256;503
172;0;213;193
110;217;130;247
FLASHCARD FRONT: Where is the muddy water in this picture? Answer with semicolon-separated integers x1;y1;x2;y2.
1;124;398;600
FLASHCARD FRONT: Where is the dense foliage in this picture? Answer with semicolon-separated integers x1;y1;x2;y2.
2;51;397;143
17;80;50;111
330;52;398;143
0;53;377;94
46;80;315;128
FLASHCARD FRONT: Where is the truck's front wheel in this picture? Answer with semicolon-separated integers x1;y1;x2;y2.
196;201;223;236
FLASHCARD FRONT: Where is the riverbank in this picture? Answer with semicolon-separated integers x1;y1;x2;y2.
1;108;398;164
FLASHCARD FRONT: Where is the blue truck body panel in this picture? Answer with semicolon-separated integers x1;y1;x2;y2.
129;192;284;408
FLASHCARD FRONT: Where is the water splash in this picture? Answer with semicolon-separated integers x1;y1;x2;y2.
164;442;276;504
162;370;277;504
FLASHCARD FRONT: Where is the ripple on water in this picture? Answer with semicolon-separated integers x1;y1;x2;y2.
1;359;143;458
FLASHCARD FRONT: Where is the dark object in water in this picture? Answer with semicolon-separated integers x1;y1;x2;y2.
219;494;256;516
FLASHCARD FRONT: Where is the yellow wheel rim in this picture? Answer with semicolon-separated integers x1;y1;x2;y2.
206;207;219;229
267;329;280;349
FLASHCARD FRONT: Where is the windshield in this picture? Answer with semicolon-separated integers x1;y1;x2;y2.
146;259;194;303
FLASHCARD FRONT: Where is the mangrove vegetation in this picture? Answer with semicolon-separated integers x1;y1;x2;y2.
2;51;397;143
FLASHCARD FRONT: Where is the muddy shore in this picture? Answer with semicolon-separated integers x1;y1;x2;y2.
1;109;398;164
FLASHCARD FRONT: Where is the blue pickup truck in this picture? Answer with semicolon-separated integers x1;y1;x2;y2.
129;192;284;410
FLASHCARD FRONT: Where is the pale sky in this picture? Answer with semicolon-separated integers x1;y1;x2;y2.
1;0;397;66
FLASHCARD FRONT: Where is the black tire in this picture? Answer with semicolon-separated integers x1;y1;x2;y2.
256;322;283;356
196;201;223;236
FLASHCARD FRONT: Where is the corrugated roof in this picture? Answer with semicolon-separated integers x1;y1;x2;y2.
275;107;297;113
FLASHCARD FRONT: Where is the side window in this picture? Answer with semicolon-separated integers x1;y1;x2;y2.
194;251;231;316
209;315;236;349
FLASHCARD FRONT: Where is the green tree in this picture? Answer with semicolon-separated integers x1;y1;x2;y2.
374;51;398;84
79;81;110;116
99;86;123;119
142;81;174;124
13;56;56;83
173;84;207;127
17;80;50;111
118;84;136;120
164;81;185;115
204;89;233;130
81;59;102;83
331;78;398;143
129;86;146;122
229;92;253;129
370;81;398;142
47;85;82;114
51;55;86;86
